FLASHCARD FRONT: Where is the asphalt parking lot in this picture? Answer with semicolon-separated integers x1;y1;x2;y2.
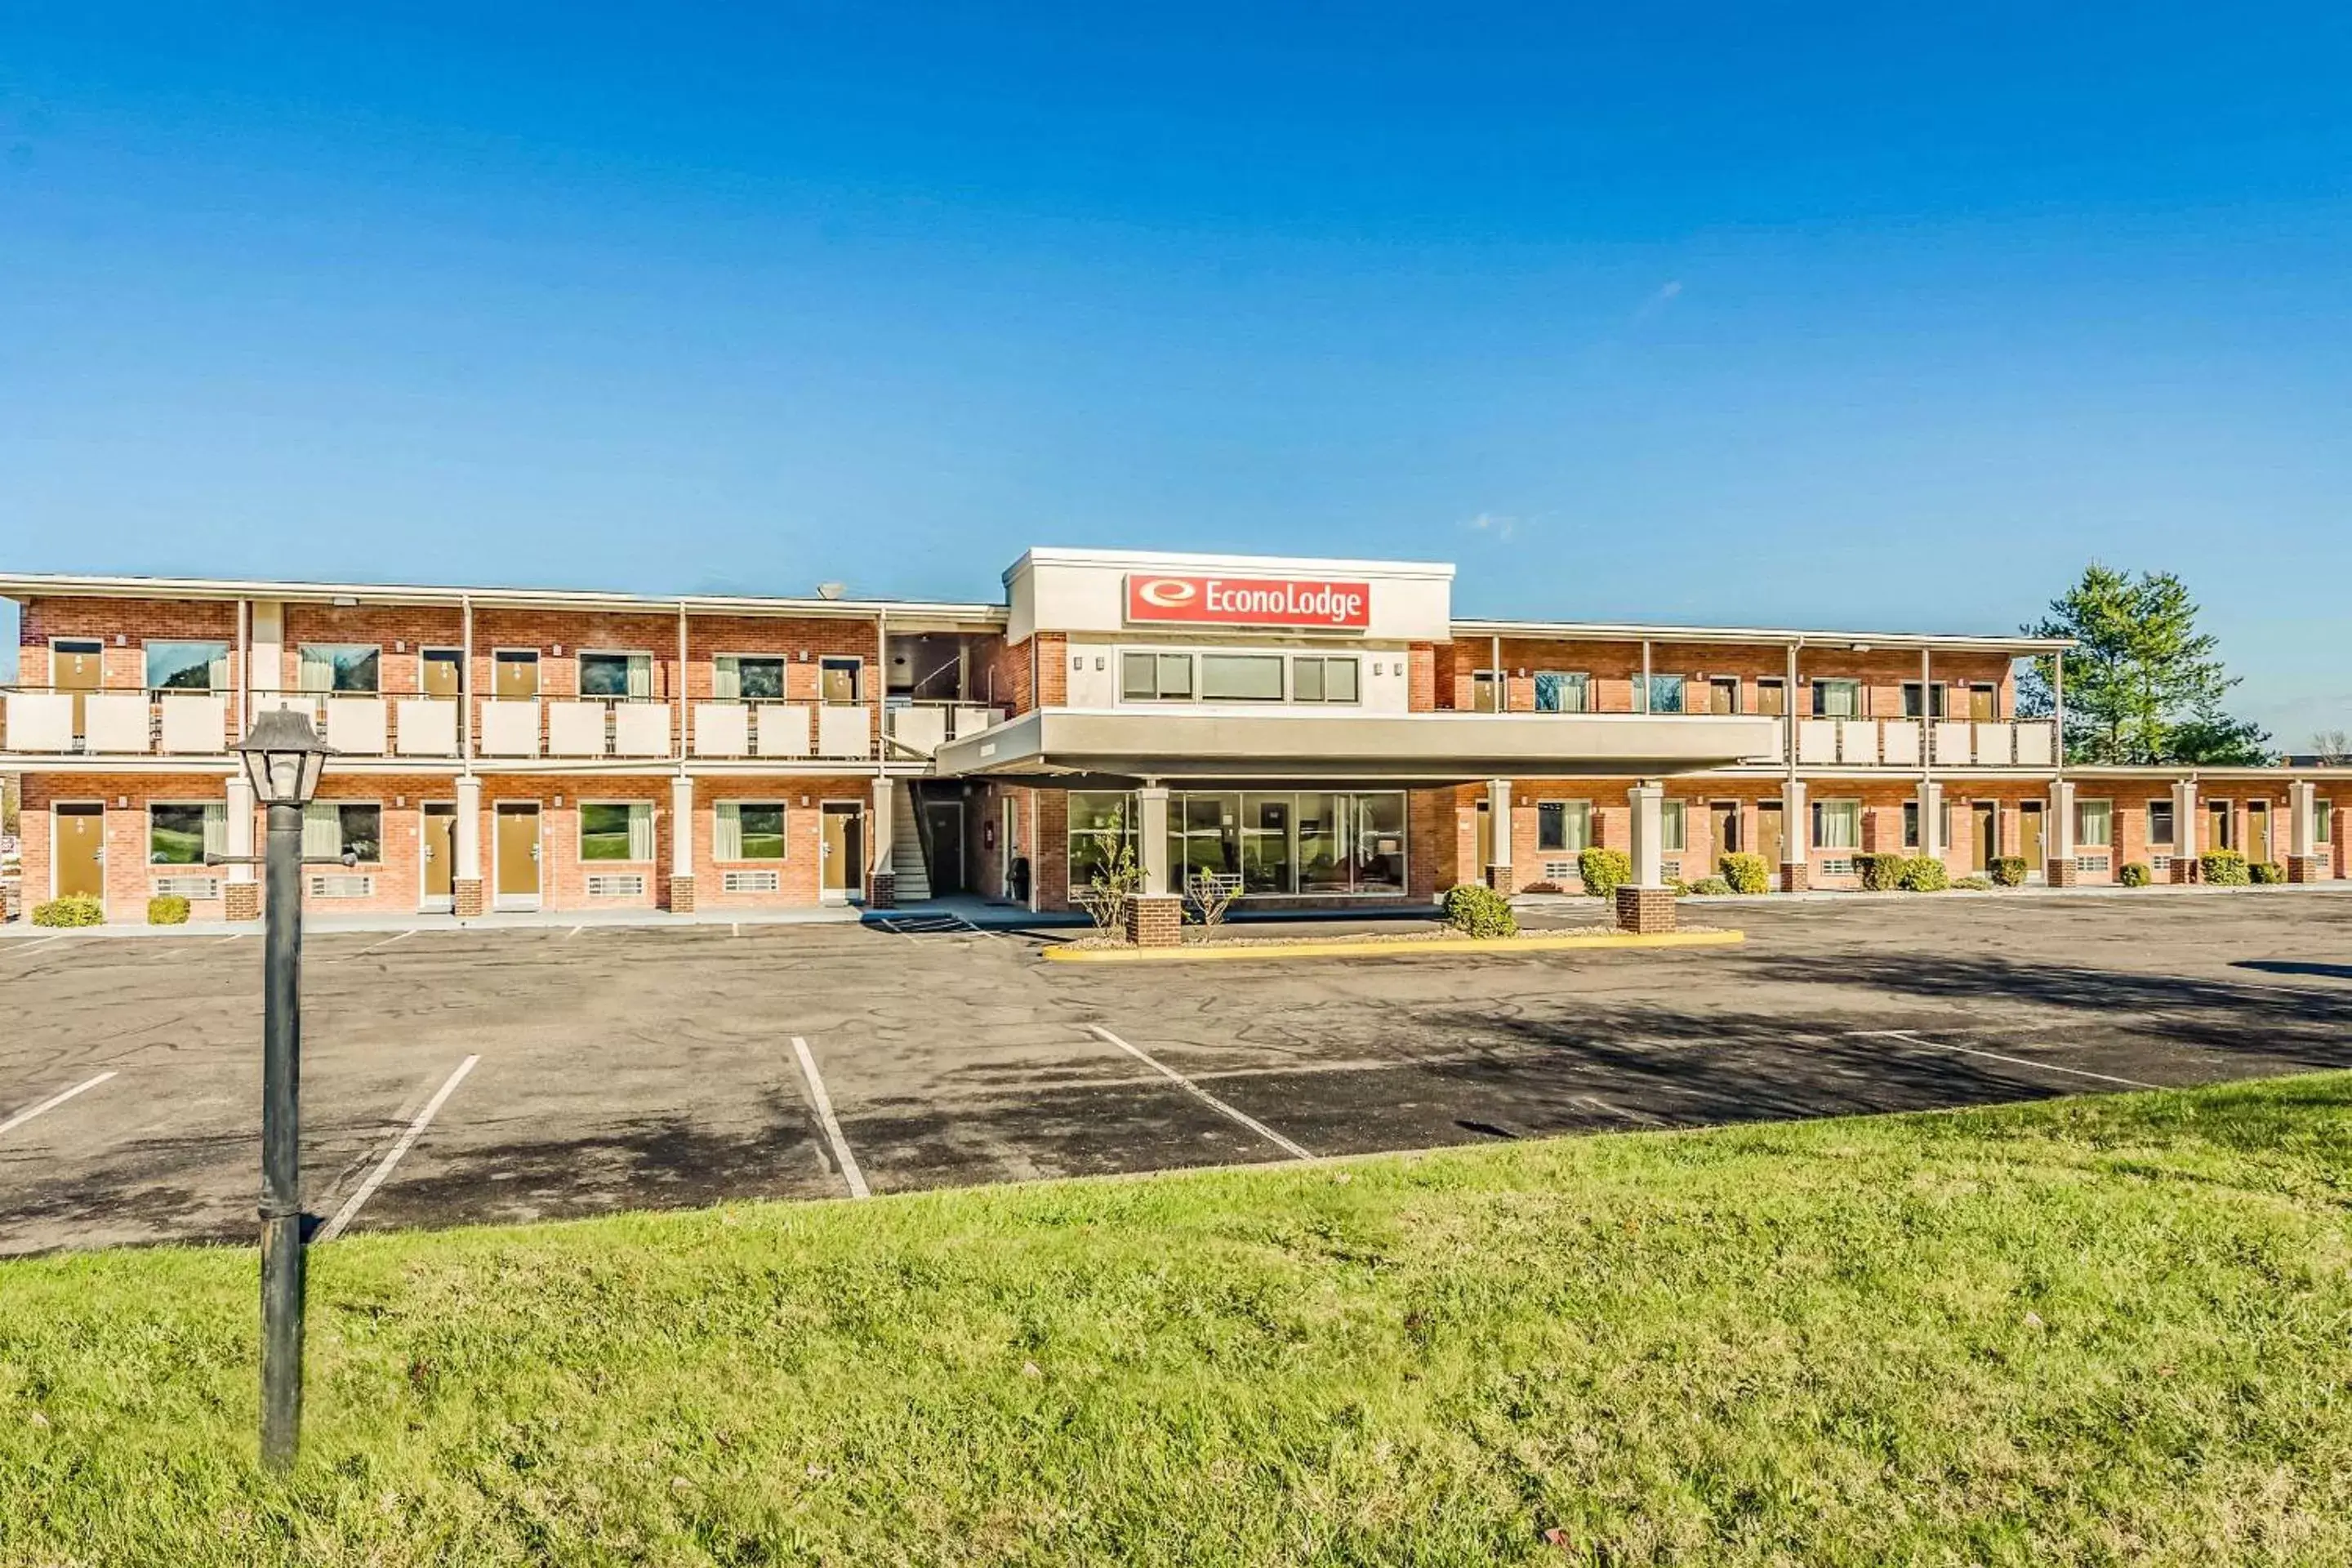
3;889;2350;1254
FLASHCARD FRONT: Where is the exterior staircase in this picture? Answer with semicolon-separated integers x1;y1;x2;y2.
889;782;931;902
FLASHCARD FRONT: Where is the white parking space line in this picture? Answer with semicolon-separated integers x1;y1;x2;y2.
1577;1094;1664;1126
215;933;250;944
790;1036;871;1199
1085;1024;1316;1161
0;935;74;960
1873;1030;2159;1090
567;925;586;939
0;1072;118;1140
317;1055;480;1241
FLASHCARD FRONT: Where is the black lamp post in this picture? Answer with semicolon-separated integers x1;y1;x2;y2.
229;708;335;1471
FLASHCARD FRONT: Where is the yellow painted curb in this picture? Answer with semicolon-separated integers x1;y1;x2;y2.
1041;929;1745;963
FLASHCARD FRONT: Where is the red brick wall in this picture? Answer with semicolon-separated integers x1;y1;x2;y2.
19;772;239;923
686;774;873;908
275;604;467;697
20;597;244;693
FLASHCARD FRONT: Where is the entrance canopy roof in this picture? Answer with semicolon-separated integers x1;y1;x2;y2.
933;708;1780;786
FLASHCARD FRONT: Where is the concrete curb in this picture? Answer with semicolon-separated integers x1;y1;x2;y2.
1041;929;1746;964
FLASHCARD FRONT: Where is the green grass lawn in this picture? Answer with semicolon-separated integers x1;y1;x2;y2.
5;1076;2352;1566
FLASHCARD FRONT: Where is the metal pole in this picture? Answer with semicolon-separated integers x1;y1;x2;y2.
260;798;305;1471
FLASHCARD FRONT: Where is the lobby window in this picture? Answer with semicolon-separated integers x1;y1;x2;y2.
2076;799;2113;849
2147;800;2176;847
1067;791;1137;884
1199;653;1285;702
1756;678;1787;717
1470;670;1503;711
1707;677;1740;715
1642;675;1687;715
146;641;229;694
1290;657;1360;704
1900;682;1947;719
1811;679;1862;719
149;802;226;865
715;802;786;860
1534;672;1590;714
302;803;382;862
298;644;380;694
715;656;786;700
579;802;653;862
1661;800;1686;853
580;653;654;700
1120;652;1195;702
1536;800;1591;853
1811;798;1861;851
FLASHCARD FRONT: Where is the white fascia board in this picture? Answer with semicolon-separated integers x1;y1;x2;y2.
0;572;1004;623
1450;617;2074;655
1004;546;1457;589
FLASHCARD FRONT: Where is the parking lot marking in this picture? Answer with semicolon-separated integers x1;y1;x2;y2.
1085;1025;1316;1161
317;1054;480;1242
790;1036;871;1199
567;925;585;939
0;1072;118;1140
214;933;249;944
328;930;418;964
1875;1030;2159;1090
0;934;73;960
1577;1094;1664;1126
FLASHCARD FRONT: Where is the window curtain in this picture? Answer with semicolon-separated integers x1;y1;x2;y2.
715;801;743;860
302;803;340;858
627;655;653;701
714;657;741;700
208;650;232;692
628;802;655;861
298;647;336;694
203;803;229;858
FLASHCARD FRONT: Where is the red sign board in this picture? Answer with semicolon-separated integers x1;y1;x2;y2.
1124;573;1372;630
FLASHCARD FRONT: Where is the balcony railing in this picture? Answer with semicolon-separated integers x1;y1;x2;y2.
880;700;1009;759
1789;716;2056;768
685;699;880;760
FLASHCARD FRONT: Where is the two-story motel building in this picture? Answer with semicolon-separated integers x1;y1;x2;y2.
2;547;2341;939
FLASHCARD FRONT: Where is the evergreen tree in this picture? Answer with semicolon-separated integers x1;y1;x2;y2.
2016;564;2270;765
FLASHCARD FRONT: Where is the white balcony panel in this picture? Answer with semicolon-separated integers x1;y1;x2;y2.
1880;719;1921;766
816;704;871;760
1837;719;1878;765
754;704;811;758
159;693;228;754
546;701;607;757
1796;719;1838;765
324;697;388;755
693;702;751;757
2016;721;2056;767
5;693;74;752
887;705;947;756
394;698;458;756
1932;720;1974;765
951;706;1006;739
613;703;673;757
1974;721;2015;766
479;699;542;758
84;693;151;755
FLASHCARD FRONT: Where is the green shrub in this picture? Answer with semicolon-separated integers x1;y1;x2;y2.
32;894;105;928
1898;856;1949;892
1953;875;1995;891
1686;875;1734;896
2118;862;2151;888
1853;853;1904;892
2201;851;2249;886
146;894;190;925
1989;856;2029;889
1441;882;1518;938
1577;846;1634;899
1718;852;1770;895
2251;860;2287;884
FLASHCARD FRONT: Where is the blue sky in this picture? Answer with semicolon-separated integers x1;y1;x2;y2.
3;3;2348;741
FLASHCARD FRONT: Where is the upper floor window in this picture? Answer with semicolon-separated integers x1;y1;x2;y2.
580;652;653;700
146;641;228;694
1535;672;1590;714
1811;679;1862;719
819;657;862;705
1642;675;1686;715
1706;677;1740;715
299;644;379;695
715;655;786;700
1900;682;1947;719
1199;653;1285;702
1121;651;1194;702
1290;657;1359;704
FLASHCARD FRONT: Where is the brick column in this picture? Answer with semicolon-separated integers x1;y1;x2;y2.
1484;777;1512;891
2046;779;2078;886
452;774;485;919
1615;884;1675;934
1124;892;1183;947
668;775;696;914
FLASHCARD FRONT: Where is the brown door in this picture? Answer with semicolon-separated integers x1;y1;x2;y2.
1973;801;1998;871
1757;681;1785;718
1757;801;1784;884
1969;684;1996;721
53;639;103;740
2020;802;2045;872
421;650;463;699
493;650;540;699
2208;800;2233;853
1711;800;1740;856
1473;800;1493;874
2247;801;2270;862
494;803;540;902
924;800;965;896
822;803;861;897
421;803;456;902
54;803;105;899
1708;679;1738;715
821;658;860;706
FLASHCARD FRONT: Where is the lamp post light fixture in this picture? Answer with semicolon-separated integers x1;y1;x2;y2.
228;708;336;1471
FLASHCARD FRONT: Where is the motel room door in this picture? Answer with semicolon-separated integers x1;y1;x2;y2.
421;802;457;912
53;803;105;899
1710;800;1741;856
2019;802;2045;876
52;639;103;743
1972;801;1998;872
1756;801;1784;887
2247;800;2271;863
821;802;862;902
1473;800;1493;875
494;802;541;911
2207;800;2234;855
923;799;965;897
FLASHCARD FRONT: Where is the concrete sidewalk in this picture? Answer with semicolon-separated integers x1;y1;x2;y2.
0;903;866;940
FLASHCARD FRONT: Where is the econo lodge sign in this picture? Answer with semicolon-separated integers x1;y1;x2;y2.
1124;573;1372;630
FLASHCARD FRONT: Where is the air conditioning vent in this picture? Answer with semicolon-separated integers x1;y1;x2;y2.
1542;860;1580;882
154;875;220;901
1819;858;1855;877
2075;853;2109;873
586;874;645;898
2152;854;2173;873
721;870;781;894
308;874;374;899
1659;859;1682;880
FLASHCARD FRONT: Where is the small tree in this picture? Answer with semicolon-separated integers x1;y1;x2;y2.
1183;871;1242;931
2018;564;2269;765
1075;847;1145;938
